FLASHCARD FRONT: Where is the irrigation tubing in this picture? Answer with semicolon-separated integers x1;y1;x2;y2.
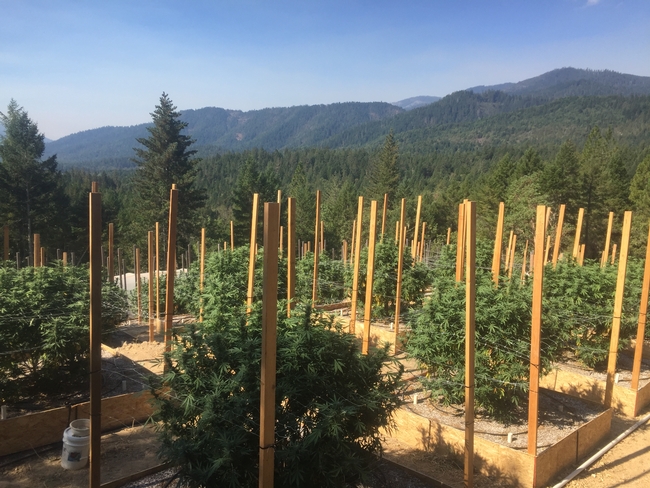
551;411;650;488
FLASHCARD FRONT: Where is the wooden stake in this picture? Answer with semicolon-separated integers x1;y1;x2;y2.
611;243;617;265
33;233;40;267
148;231;154;342
395;220;400;245
413;195;422;259
456;203;466;282
527;205;547;456
247;193;260;315
88;183;102;488
117;248;123;288
602;212;614;267
259;202;279;488
164;185;179;355
573;208;584;259
136;248;142;323
604;211;632;408
40;247;45;268
287;198;296;317
492;202;505;287
62;252;68;267
3;225;8;261
508;234;517;280
108;222;114;284
381;193;388;240
544;235;551;265
351;220;357;263
155;222;160;330
362;201;378;355
552;204;565;268
312;190;321;303
521;239;529;283
230;220;234;250
419;222;426;262
447;227;451;246
578;244;586;266
504;230;514;272
632;223;650;391
199;228;206;322
279;225;283;258
394;223;406;349
349;197;364;334
464;200;476;488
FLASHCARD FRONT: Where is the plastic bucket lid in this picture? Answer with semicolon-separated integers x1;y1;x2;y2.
69;419;90;437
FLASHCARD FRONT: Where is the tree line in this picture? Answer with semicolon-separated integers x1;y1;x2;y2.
2;95;649;267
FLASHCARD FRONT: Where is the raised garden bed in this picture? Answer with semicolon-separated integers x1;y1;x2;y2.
540;350;650;417
380;388;612;488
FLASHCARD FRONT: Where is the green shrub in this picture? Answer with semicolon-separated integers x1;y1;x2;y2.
0;263;128;403
296;252;347;304
150;305;403;487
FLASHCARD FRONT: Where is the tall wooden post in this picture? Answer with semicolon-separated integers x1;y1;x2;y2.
573;208;584;259
164;185;179;355
312;190;321;303
394;223;406;350
632;223;650;391
148;231;154;342
492;202;505;287
521;240;529;283
464;200;476;488
395;221;400;245
544;235;551;264
351;220;357;263
602;212;614;267
611;243;617;264
455;203;466;282
40;247;46;268
108;222;114;284
552;204;565;268
349;197;364;333
279;226;283;258
578;244;586;266
419;222;426;262
381;193;388;240
287;198;296;317
33;233;40;267
3;225;8;261
88;182;102;488
199;228;206;322
504;230;514;272
527;205;547;456
62;252;67;267
259;202;279;488
362;201;378;355
230;220;234;250
247;194;260;314
508;234;517;280
412;195;422;259
604;211;632;408
447;227;451;246
135;248;142;323
155;222;160;331
342;240;348;266
117;248;123;288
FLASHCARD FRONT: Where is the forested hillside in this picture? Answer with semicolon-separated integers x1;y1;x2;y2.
45;102;403;168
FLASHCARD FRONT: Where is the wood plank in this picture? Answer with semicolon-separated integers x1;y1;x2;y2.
552;204;565;268
362;200;378;355
312;190;321;303
349;197;364;334
492;202;505;287
604;211;632;408
528;205;547;455
164;184;178;355
631;223;650;390
602;212;614;267
464;201;476;488
573;208;584;259
247;193;259;314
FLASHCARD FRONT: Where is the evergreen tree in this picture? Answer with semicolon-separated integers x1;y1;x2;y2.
539;140;581;219
130;93;205;248
629;154;650;254
288;161;315;244
365;131;400;202
0;100;65;261
230;157;278;245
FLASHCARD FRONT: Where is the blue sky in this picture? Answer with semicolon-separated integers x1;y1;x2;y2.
1;0;649;140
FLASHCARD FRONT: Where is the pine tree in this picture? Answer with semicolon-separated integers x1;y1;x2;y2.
539;140;581;218
365;131;400;202
0;100;65;261
288;161;315;244
629;154;650;254
130;93;205;248
230;157;278;245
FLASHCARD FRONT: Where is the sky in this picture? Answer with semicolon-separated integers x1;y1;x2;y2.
1;0;649;140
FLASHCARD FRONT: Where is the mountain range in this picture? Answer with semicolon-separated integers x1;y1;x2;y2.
42;68;650;168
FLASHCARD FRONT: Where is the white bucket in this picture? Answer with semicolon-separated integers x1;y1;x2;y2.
69;418;90;437
61;427;90;470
